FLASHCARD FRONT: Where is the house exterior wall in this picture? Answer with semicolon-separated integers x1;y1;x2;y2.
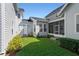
1;3;6;53
0;4;1;53
0;3;21;54
20;21;28;36
48;20;64;35
23;24;28;36
46;13;64;21
27;22;33;36
37;22;48;37
33;19;37;37
64;4;79;39
32;18;48;37
15;16;22;34
20;21;33;36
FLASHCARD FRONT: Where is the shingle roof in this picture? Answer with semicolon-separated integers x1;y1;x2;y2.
22;19;33;22
30;17;48;22
45;4;64;18
30;17;45;20
19;19;33;26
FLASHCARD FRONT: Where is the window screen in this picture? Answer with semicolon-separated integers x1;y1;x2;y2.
76;15;79;32
44;24;47;32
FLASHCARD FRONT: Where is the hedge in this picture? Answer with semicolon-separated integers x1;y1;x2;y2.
57;38;79;54
47;35;54;38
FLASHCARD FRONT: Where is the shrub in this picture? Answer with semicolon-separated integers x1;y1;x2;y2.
57;38;79;54
6;35;22;54
47;35;54;38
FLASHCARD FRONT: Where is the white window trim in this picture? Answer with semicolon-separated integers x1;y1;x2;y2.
39;24;43;32
48;33;65;37
53;25;60;34
57;4;68;16
48;19;64;35
48;17;64;23
44;24;47;32
75;13;79;33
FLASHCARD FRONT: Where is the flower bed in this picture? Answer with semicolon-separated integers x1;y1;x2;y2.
6;35;22;56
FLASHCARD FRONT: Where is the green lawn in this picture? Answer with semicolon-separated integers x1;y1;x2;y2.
16;37;77;56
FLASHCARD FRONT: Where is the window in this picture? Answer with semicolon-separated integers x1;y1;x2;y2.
44;24;47;32
60;20;64;35
34;25;35;32
48;20;64;35
12;20;13;35
76;15;79;32
18;14;20;18
54;25;59;34
39;24;42;32
12;28;13;35
49;23;54;33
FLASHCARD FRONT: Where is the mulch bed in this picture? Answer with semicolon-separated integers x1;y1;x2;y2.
5;49;21;56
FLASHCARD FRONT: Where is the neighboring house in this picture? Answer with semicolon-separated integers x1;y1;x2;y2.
19;19;33;36
30;17;48;37
46;3;79;39
19;3;79;40
20;17;48;37
0;3;23;55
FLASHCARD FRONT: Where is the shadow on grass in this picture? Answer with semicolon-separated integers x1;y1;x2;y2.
16;37;77;56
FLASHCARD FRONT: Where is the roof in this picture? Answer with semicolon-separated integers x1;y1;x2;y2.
18;8;24;12
45;4;64;18
19;19;33;26
30;17;45;20
57;3;69;16
22;19;28;21
22;19;33;22
30;17;48;22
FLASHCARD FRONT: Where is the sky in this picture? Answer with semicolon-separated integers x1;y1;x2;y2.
18;3;64;19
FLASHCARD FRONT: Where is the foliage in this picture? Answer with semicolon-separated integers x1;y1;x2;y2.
16;37;77;56
6;35;22;53
47;34;54;38
57;38;79;54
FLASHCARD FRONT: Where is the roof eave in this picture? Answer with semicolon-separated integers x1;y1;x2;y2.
57;3;68;16
13;3;18;13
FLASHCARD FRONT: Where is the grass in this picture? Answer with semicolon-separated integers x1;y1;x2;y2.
16;37;78;56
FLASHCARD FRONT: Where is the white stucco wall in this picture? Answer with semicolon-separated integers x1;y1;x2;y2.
64;4;79;39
